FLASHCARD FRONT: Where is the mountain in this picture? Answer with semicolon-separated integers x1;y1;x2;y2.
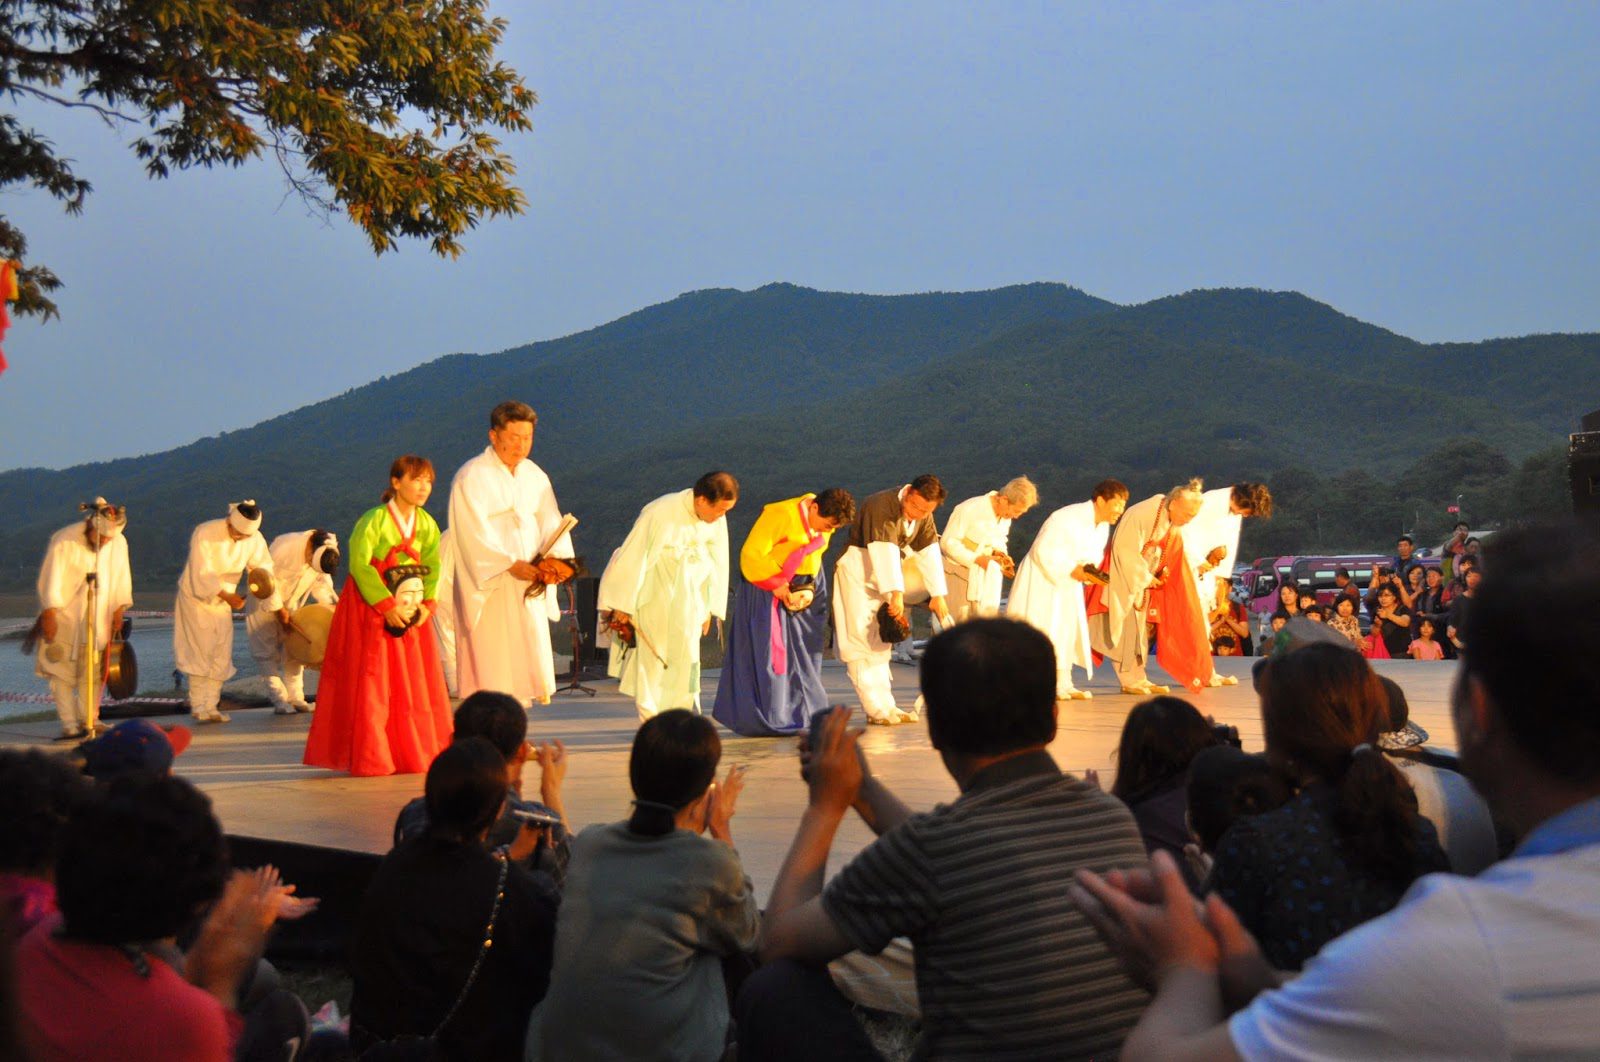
1;283;1592;588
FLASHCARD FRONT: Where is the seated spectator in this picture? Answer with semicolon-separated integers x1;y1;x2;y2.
394;690;571;880
1183;745;1293;884
1332;567;1362;612
1327;595;1363;647
16;776;311;1062
1273;583;1300;619
351;738;559;1059
1445;554;1479;603
0;750;91;941
1260;612;1289;655
742;617;1151;1061
526;710;758;1061
1366;585;1412;658
1376;676;1498;875
1072;520;1600;1059
1295;588;1317;614
1302;604;1326;624
1407;617;1446;660
1110;697;1228;888
1208;579;1251;657
1448;564;1482;652
1206;642;1447;970
75;718;192;781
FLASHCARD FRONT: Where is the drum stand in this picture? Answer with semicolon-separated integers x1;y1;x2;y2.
555;582;595;697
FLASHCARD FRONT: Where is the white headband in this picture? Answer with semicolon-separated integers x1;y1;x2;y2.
310;534;340;574
227;500;263;536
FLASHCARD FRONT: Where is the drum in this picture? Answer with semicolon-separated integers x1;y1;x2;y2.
283;603;335;668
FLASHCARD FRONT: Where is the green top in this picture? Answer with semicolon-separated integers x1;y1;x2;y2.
348;503;442;608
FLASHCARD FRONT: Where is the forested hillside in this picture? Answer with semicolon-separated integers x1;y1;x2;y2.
1;283;1589;588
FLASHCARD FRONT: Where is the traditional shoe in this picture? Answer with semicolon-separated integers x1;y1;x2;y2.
1218;675;1239;686
1072;689;1094;700
272;704;297;716
194;711;231;725
900;709;921;723
290;699;315;713
1146;682;1171;694
867;713;896;726
53;728;88;742
1119;684;1153;696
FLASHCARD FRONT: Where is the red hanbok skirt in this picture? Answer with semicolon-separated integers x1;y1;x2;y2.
303;578;453;777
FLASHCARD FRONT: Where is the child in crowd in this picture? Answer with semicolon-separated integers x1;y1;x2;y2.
1407;617;1445;660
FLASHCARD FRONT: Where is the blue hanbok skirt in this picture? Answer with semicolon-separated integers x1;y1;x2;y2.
711;568;832;736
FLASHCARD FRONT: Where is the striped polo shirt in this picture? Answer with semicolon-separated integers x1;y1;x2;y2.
821;749;1151;1061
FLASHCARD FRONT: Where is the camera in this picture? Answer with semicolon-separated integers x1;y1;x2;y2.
1211;723;1243;749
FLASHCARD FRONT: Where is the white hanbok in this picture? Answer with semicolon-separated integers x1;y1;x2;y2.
598;490;730;720
1007;501;1110;696
245;530;338;708
1185;487;1243;605
35;523;133;734
448;447;574;706
833;487;947;722
940;493;1013;621
432;529;459;696
174;519;280;716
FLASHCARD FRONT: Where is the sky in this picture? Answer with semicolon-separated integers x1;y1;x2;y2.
2;1;1597;471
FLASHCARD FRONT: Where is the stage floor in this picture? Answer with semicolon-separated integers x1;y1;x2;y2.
0;657;1461;897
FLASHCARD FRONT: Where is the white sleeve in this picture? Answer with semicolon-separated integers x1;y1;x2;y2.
36;534;71;611
250;534;283;612
1229;875;1503;1061
912;540;949;599
597;508;656;615
708;520;730;620
180;527;225;604
941;501;981;568
448;470;518;593
866;540;904;594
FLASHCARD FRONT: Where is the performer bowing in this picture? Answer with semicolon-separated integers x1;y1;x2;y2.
712;487;855;736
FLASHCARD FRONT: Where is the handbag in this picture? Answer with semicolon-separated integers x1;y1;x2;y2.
357;856;510;1059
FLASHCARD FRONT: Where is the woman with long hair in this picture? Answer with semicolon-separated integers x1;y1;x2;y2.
1109;697;1223;888
304;455;453;776
1208;643;1447;969
528;710;757;1061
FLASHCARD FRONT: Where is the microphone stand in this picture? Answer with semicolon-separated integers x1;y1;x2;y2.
555;581;595;697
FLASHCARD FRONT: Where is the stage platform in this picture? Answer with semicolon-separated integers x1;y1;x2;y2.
0;656;1461;899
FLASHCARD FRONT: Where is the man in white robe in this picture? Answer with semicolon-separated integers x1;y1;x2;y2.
1090;481;1205;695
33;499;133;739
833;475;953;725
1185;482;1273;607
598;472;736;721
940;477;1038;623
245;529;339;714
1007;480;1128;700
174;500;284;724
448;401;577;707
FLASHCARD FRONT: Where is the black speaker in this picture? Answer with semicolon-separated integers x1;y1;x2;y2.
573;575;601;666
1569;431;1600;517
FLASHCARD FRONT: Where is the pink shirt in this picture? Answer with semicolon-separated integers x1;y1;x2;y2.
1409;639;1445;660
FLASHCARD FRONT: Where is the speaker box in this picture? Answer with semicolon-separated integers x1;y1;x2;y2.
1569;431;1600;517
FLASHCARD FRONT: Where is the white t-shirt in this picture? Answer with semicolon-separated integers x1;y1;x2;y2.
1230;840;1600;1060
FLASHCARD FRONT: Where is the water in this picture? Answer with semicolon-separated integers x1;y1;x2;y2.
0;618;318;720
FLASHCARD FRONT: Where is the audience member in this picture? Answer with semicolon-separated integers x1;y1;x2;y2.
1440;520;1471;579
1301;604;1326;623
351;739;559;1059
1331;567;1362;613
1447;565;1482;651
1327;595;1363;647
526;710;757;1061
1392;534;1421;580
1183;746;1293;884
1110;697;1227;888
1407;617;1445;659
1295;588;1317;614
1273;583;1299;619
741;617;1150;1061
1206;642;1447;969
393;690;571;880
1366;585;1412;659
76;718;193;781
1376;676;1498;875
1072;521;1600;1059
16;776;312;1062
0;750;91;941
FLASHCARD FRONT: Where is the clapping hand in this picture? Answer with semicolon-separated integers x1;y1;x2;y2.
705;763;747;843
806;706;865;817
